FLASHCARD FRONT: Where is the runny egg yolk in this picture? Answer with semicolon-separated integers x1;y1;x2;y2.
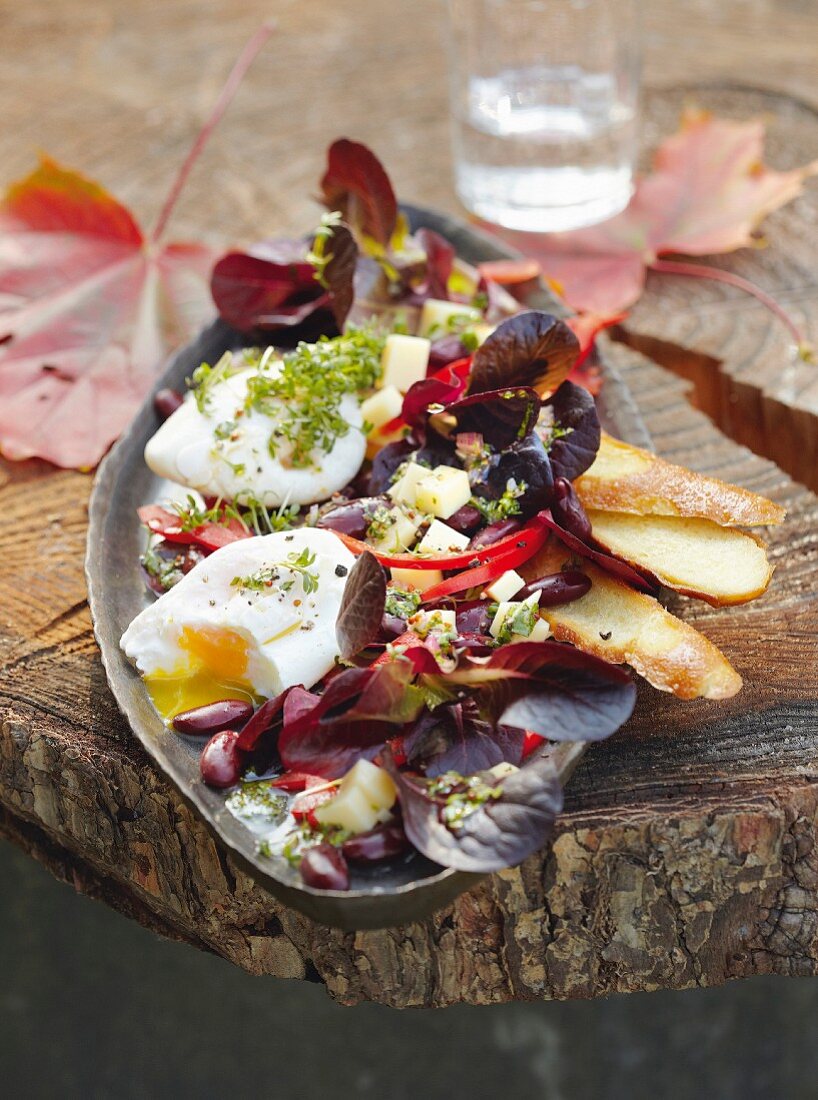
145;626;257;722
179;625;250;681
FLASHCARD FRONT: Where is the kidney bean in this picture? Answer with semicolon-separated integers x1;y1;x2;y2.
342;823;411;863
154;388;184;420
455;599;493;636
381;612;408;639
200;730;244;788
299;843;350;890
317;497;386;541
552;477;593;542
518;570;591;606
172;699;254;736
454;633;494;657
469;517;522;550
446;504;483;535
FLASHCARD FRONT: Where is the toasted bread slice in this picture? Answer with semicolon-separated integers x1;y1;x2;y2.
575;433;786;527
587;510;773;607
527;539;743;695
525;541;742;699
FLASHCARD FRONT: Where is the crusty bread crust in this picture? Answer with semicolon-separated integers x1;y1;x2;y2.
525;541;743;700
576;433;786;527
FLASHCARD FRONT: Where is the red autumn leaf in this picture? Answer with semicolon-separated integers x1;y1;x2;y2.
513;110;818;315
0;156;216;468
0;23;273;469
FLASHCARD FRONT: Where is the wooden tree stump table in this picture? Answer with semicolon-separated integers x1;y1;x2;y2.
1;0;817;1008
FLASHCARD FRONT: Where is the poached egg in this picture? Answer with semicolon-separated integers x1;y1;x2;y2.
145;353;366;507
121;528;355;721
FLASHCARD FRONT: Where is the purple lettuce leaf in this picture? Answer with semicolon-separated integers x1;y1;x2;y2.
403;699;525;778
211;240;328;331
439;640;636;743
278;661;425;778
470;432;555;519
468;311;579;397
235;686;295;751
383;745;564;874
320;220;359;329
335;551;387;659
368;438;417;495
541;381;601;482
430;386;541;452
413;227;455;299
320;138;398;247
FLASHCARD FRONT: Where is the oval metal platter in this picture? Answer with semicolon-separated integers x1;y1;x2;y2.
87;205;652;930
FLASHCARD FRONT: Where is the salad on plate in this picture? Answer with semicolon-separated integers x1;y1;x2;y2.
119;141;785;892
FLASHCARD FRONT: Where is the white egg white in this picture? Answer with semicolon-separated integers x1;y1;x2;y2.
144;356;366;507
121;528;356;713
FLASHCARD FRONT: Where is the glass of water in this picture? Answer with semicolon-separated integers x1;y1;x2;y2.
446;0;641;232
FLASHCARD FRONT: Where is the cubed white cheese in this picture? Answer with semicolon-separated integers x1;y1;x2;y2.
489;600;516;640
390;566;444;593
417;518;471;554
485;762;519;780
418;298;481;339
484;569;525;602
313;759;397;834
380;334;431;393
512;616;551;643
360;385;404;433
408;608;457;635
415;466;472;519
388;460;430;507
371;506;422;554
490;593;541;640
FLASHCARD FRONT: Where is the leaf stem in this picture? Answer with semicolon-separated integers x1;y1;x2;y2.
150;21;275;244
649;258;807;353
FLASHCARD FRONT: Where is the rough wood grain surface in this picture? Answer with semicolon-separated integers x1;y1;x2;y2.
621;84;818;492
0;0;817;1006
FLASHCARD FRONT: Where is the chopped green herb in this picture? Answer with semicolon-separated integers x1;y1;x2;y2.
495;599;540;645
305;210;343;289
141;545;186;591
214;419;238;440
384;586;422;620
226;782;288;824
281;819;351;866
188;351;238;413
365;503;395;543
231;547;319;594
427;771;503;831
471;478;526;524
243;326;385;469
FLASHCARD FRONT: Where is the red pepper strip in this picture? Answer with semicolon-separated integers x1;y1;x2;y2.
138;504;190;544
290;786;336;822
333;512;548;570
385;736;407;767
522;731;546;759
270;772;326;793
192;519;252;551
137;504;250;552
370;631;424;667
419;521;551;602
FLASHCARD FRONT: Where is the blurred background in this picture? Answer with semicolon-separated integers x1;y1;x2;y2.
4;839;818;1098
2;1;818;1096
